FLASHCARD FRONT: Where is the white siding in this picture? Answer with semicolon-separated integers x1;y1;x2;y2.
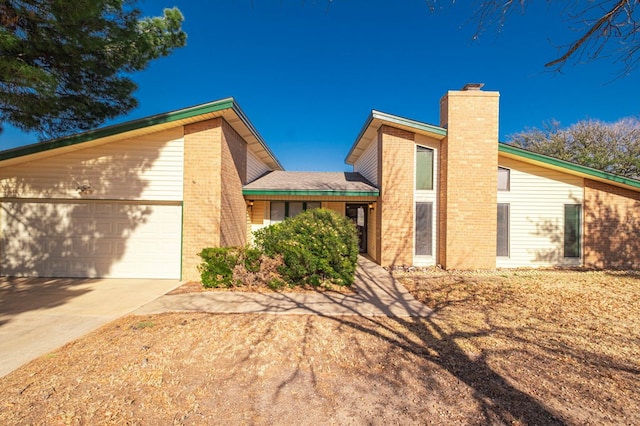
247;149;271;183
0;128;184;201
497;157;584;268
354;138;378;186
413;134;440;266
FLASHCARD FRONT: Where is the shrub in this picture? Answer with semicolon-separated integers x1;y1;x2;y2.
253;208;359;286
197;247;240;288
197;247;285;289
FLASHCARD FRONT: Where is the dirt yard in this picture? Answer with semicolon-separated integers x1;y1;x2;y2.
1;269;638;425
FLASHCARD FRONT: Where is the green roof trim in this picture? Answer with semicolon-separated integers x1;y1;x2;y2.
243;189;380;197
371;110;447;137
345;110;447;164
0;98;283;170
499;143;640;190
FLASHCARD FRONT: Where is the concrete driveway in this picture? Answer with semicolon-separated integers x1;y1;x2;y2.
0;277;181;377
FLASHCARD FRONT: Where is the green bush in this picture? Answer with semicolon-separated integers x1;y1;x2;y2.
253;208;359;286
243;247;262;273
197;247;240;288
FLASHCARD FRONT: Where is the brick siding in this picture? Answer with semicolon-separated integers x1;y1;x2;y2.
584;179;640;269
438;90;500;269
378;125;415;265
220;119;248;247
182;118;223;281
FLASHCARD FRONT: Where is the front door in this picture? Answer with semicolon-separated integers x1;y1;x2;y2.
345;204;367;253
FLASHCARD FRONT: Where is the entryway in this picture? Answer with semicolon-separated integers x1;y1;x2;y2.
345;204;367;253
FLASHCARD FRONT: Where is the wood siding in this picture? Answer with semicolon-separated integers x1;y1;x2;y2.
0;128;184;201
497;157;584;268
354;138;378;186
247;148;271;183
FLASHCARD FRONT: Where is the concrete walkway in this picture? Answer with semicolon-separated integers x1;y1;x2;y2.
1;257;429;378
134;256;431;317
0;278;181;378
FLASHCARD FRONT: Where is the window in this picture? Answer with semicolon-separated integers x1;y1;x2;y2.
416;146;434;190
497;203;510;257
270;201;321;224
288;202;303;217
564;204;582;258
270;201;286;224
415;202;433;256
498;167;510;191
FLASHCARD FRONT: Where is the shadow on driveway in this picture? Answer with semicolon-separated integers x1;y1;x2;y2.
0;278;180;377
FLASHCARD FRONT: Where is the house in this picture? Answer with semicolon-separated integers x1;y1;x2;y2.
1;85;639;281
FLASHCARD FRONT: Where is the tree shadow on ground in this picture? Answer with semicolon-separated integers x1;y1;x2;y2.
0;277;98;318
226;262;568;424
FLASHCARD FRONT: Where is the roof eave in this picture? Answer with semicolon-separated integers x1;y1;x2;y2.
345;110;447;165
242;189;380;197
0;98;284;171
499;143;640;191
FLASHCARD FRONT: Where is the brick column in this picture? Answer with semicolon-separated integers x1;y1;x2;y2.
182;118;223;281
438;88;500;269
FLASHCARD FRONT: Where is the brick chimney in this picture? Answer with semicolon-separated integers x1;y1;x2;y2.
438;84;500;269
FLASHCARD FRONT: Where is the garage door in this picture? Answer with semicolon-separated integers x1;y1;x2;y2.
0;201;182;279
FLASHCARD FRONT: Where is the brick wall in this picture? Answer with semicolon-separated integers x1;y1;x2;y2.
367;201;377;262
437;129;448;266
182;118;223;281
584;179;640;269
378;125;415;265
220;119;248;247
438;89;500;269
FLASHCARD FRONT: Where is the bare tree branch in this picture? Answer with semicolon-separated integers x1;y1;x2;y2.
545;0;634;68
420;0;640;75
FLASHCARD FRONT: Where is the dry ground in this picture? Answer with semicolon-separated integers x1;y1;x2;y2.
1;270;639;425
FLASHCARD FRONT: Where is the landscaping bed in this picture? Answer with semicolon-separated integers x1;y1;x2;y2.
1;269;638;425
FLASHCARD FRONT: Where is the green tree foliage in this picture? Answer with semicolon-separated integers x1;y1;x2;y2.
0;0;186;138
198;247;263;289
507;118;640;179
253;208;359;287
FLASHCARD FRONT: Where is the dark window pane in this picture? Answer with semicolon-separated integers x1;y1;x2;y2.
270;202;285;223
564;204;582;258
497;203;509;256
306;201;321;210
288;202;303;217
415;202;433;256
416;146;434;190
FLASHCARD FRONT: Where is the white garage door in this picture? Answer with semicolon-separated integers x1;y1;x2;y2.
1;201;182;279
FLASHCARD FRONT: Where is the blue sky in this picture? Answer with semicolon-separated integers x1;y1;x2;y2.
2;0;638;171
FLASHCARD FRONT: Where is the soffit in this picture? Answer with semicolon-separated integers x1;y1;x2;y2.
345;111;447;165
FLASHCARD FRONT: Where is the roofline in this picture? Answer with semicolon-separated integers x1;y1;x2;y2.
242;189;380;197
499;143;640;190
0;98;284;170
345;110;447;165
230;101;283;170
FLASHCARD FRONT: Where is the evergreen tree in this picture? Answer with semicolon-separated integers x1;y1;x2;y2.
0;0;186;138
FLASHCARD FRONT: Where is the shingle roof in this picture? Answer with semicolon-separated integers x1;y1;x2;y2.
243;171;379;196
